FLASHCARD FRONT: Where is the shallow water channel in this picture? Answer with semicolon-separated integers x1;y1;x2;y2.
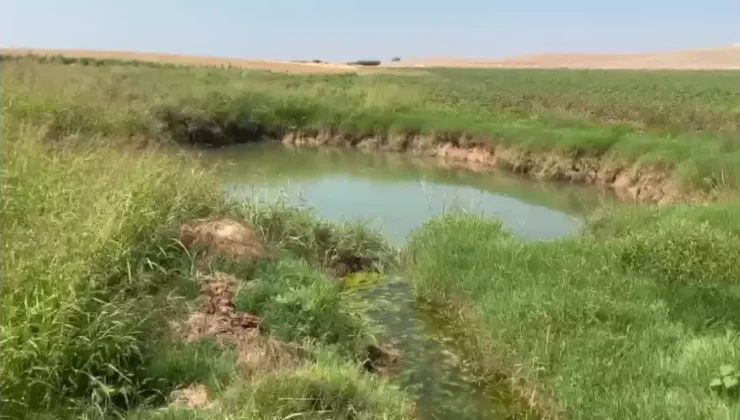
204;143;613;419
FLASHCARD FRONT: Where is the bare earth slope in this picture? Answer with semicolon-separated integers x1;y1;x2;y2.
396;45;740;70
3;45;740;70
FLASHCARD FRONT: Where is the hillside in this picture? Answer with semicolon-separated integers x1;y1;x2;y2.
3;45;740;71
396;45;740;70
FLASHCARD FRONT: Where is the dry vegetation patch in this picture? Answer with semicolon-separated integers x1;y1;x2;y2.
168;383;213;409
7;45;739;71
393;45;740;69
0;48;360;73
180;217;264;261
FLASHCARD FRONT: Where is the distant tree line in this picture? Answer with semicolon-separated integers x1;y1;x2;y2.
346;57;401;66
347;60;381;66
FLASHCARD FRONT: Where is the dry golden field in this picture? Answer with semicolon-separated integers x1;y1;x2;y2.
4;45;740;72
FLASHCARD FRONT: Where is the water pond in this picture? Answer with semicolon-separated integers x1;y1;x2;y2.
203;142;614;419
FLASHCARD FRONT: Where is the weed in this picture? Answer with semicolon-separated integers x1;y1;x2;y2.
234;258;370;356
0;127;221;417
403;210;740;419
238;200;397;275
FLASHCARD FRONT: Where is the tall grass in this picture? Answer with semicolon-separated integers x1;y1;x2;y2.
0;126;410;417
1;66;409;418
239;201;397;275
402;209;740;419
0;123;222;417
5;53;740;135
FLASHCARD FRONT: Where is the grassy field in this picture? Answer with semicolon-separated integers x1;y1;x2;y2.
3;55;740;196
403;208;740;419
2;53;739;419
1;92;412;417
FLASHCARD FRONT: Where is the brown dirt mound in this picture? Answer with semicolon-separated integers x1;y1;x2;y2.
171;271;304;378
180;218;264;261
180;272;262;342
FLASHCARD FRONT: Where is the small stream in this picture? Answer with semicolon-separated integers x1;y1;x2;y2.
204;143;614;419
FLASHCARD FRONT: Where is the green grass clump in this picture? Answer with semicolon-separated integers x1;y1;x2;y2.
241;201;397;275
141;339;240;401
403;209;740;419
235;354;411;419
235;257;368;356
128;354;412;420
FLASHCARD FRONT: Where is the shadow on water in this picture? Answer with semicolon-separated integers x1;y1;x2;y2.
202;142;615;418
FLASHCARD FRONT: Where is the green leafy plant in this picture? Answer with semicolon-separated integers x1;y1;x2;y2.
709;364;740;398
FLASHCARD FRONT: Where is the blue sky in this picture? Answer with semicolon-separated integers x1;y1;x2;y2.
2;0;738;61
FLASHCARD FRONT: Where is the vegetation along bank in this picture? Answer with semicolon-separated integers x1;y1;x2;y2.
1;53;739;419
1;56;413;419
4;53;740;203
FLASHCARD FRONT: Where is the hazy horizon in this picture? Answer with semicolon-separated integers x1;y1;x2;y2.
2;0;739;62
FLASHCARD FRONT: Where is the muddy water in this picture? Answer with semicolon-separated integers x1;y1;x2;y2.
205;143;614;419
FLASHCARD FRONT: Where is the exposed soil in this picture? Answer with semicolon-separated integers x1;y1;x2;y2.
170;270;306;378
281;131;707;205
180;271;262;341
180;217;264;261
175;218;399;378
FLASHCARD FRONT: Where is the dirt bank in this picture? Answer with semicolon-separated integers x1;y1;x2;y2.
280;131;711;205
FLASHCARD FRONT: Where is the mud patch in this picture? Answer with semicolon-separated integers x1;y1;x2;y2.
180;218;264;261
362;342;402;375
171;271;304;378
179;272;262;342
